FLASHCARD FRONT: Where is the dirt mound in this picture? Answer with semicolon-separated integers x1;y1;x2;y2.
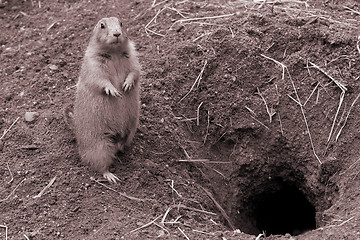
1;0;359;239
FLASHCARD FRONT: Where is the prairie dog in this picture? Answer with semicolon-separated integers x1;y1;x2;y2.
73;17;141;183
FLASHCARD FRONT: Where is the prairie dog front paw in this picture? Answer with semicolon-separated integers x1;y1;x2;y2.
104;85;122;97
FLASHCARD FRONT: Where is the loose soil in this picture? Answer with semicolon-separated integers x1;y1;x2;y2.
1;0;360;239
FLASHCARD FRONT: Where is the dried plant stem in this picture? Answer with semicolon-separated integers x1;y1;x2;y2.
196;102;204;126
166;179;182;198
261;54;322;164
6;162;13;184
257;87;275;123
0;117;20;140
0;225;8;240
278;112;284;136
91;177;152;202
178;159;231;164
174;13;235;25
179;60;207;103
33;176;56;198
0;178;26;203
303;82;320;106
177;204;217;216
343;6;360;15
336;93;360;141
200;186;236;230
130;215;162;233
328;91;345;142
308;61;347;92
203;110;210;144
178;227;190;240
287;68;322;165
250;115;270;130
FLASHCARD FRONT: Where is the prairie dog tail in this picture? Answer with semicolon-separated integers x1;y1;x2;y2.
79;140;116;174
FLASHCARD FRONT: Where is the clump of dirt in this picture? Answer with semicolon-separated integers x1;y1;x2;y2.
1;0;360;239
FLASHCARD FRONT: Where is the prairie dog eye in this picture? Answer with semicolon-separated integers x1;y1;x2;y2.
120;22;123;27
100;23;105;29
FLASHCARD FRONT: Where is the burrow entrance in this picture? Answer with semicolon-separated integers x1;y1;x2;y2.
247;178;316;236
223;158;338;237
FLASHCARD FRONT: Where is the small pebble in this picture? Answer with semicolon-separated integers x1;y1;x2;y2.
24;112;39;122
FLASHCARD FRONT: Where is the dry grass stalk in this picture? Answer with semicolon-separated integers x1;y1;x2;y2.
335;93;360;141
179;60;208;103
130;215;162;233
91;177;151;202
0;116;20;140
196;102;204;126
33;176;56;198
203;110;210;144
160;206;172;225
0;225;8;240
250;115;270;130
178;159;231;164
255;233;265;240
343;6;360;15
327;91;345;142
177;204;217;216
303;82;320;106
278;112;284;136
166;179;183;198
261;54;322;164
200;186;236;230
178;227;190;240
0;178;26;203
308;61;347;92
173;13;235;25
257;87;276;123
202;162;226;178
6;162;13;184
245;106;256;115
192;229;215;235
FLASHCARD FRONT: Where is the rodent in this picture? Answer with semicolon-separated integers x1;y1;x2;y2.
73;17;141;183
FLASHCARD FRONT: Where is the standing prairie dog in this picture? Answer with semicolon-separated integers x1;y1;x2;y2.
73;17;141;183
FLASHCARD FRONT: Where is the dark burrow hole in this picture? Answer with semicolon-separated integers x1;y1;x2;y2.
250;180;316;236
234;178;317;236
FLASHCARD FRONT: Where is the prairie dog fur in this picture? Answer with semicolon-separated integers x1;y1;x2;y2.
73;17;140;183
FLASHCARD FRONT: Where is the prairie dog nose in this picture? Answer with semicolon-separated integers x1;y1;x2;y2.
113;32;121;37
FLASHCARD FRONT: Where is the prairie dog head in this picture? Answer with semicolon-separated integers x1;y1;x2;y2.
91;17;128;50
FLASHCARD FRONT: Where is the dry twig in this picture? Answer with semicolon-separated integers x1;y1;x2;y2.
336;93;360;141
130;215;162;233
0;178;26;203
178;159;231;164
261;54;322;164
166;179;182;198
328;91;345;142
343;6;360;15
0;117;20;140
91;177;152;202
33;176;56;198
250;115;270;130
200;186;236;230
178;227;190;240
6;162;13;184
203;110;210;144
308;61;347;92
0;225;8;240
179;60;207;103
257;87;276;123
196;102;204;126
